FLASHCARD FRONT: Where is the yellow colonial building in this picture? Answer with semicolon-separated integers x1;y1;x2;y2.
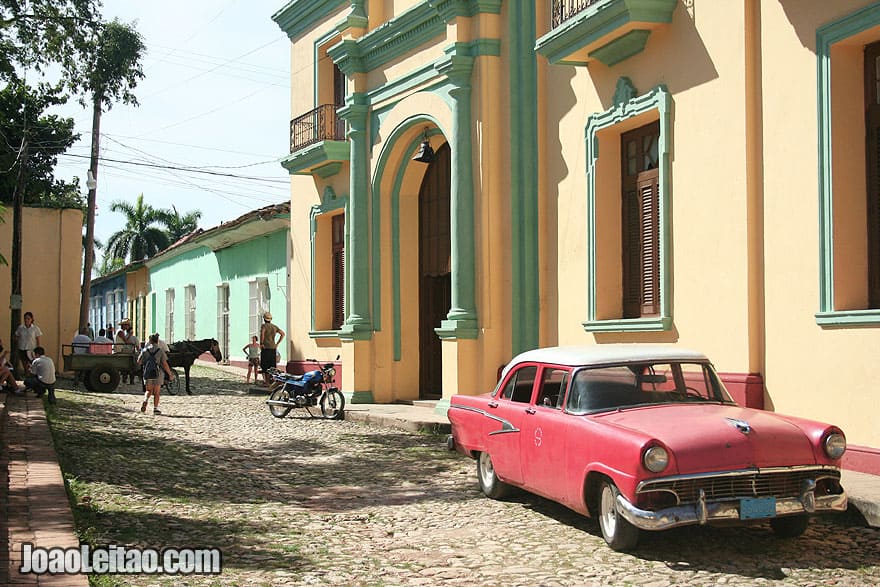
0;206;83;370
274;0;880;474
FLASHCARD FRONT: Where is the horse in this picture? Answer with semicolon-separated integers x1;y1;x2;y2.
166;338;223;394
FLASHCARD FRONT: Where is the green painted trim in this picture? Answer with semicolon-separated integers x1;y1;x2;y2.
308;329;343;338
338;95;372;335
584;81;673;332
510;1;540;356
310;194;348;333
434;398;450;416
314;162;343;178
437;44;479;333
374;125;444;360
328;0;501;75
436;318;478;340
272;0;348;41
588;29;651;67
535;0;676;66
816;4;880;317
815;310;880;326
582;316;672;332
344;390;375;404
280;141;350;175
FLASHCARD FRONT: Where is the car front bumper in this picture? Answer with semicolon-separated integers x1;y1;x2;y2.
615;481;848;531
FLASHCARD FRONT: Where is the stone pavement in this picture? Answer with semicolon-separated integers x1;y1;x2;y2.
1;362;879;585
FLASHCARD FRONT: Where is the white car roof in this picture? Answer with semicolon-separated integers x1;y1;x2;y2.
503;345;709;376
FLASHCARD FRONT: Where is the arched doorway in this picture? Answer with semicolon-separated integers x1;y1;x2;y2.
418;142;451;399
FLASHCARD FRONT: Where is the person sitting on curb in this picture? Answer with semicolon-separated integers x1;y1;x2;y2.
23;346;56;404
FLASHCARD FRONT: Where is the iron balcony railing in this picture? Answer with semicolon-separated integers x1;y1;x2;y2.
289;104;346;153
551;0;604;28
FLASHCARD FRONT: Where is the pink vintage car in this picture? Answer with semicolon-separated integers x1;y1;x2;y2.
448;345;848;551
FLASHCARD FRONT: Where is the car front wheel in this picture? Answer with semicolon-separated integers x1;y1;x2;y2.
598;479;640;551
477;451;512;499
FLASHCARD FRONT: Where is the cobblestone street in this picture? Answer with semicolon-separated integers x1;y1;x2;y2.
39;366;880;586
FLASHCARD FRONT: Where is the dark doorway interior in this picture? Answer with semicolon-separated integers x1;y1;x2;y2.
418;142;451;399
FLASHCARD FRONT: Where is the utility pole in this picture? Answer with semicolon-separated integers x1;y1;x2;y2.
9;135;28;375
78;92;102;330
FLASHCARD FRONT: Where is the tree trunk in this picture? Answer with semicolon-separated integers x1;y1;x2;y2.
79;94;102;330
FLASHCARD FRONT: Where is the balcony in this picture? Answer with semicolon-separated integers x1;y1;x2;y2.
536;0;678;67
280;104;350;177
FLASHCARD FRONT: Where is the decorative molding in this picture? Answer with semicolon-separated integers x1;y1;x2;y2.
314;162;343;179
816;4;880;321
815;310;880;327
309;195;348;333
589;29;651;67
510;0;540;355
582;82;673;333
328;0;501;75
280;141;350;176
535;0;676;66
612;76;637;106
272;0;348;41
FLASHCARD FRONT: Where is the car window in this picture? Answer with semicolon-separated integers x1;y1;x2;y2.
566;362;732;414
537;368;569;409
500;365;537;403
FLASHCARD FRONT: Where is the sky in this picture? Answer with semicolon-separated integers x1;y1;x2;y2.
52;0;292;252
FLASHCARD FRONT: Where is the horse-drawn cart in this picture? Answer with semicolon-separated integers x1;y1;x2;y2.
62;338;223;394
62;344;135;392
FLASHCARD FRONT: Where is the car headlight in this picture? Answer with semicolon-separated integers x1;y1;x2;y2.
643;445;669;473
824;432;846;459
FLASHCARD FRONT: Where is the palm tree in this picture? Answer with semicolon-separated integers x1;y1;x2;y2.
160;205;201;242
105;193;170;263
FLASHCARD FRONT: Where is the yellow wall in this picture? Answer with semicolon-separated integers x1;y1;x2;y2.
0;206;83;370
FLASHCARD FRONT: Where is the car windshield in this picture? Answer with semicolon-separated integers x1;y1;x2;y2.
566;361;735;415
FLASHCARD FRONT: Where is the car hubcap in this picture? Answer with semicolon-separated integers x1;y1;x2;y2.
479;453;494;487
601;485;617;537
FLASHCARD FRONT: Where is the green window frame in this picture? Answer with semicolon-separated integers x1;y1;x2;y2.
816;4;880;326
583;79;673;332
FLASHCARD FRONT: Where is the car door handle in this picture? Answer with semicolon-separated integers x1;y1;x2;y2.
525;407;536;415
488;401;498;408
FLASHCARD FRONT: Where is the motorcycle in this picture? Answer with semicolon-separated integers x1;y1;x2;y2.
265;358;344;420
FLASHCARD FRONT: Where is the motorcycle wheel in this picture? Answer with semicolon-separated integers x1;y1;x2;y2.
320;388;345;420
268;388;292;419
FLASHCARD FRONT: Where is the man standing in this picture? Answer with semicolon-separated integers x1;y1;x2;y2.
137;333;174;415
259;311;284;386
13;311;42;376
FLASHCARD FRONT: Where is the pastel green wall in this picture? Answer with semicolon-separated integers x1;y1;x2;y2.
148;231;289;362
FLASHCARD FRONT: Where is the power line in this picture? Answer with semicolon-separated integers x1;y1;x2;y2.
59;152;290;183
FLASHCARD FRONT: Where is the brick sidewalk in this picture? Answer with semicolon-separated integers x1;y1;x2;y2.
1;391;87;586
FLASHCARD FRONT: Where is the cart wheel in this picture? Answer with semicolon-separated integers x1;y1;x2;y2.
88;364;121;393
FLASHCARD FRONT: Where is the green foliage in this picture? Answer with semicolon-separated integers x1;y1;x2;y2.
0;81;84;208
71;18;145;108
159;205;202;242
105;194;171;263
0;0;101;86
96;253;125;277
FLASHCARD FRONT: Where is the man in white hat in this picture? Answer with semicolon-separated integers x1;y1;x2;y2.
259;311;284;386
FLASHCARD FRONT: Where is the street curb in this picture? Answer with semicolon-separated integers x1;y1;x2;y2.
343;409;451;435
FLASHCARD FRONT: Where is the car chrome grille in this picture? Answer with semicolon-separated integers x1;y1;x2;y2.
637;467;841;504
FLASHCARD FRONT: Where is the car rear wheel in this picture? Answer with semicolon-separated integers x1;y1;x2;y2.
770;514;809;538
477;452;512;499
598;479;640;551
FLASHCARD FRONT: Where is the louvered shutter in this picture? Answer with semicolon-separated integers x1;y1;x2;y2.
866;42;880;308
638;169;660;316
332;214;345;330
622;189;641;318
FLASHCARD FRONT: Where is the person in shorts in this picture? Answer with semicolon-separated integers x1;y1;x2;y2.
242;335;261;384
137;333;174;415
259;312;284;386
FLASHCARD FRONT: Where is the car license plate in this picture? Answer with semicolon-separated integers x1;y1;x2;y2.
740;497;776;520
